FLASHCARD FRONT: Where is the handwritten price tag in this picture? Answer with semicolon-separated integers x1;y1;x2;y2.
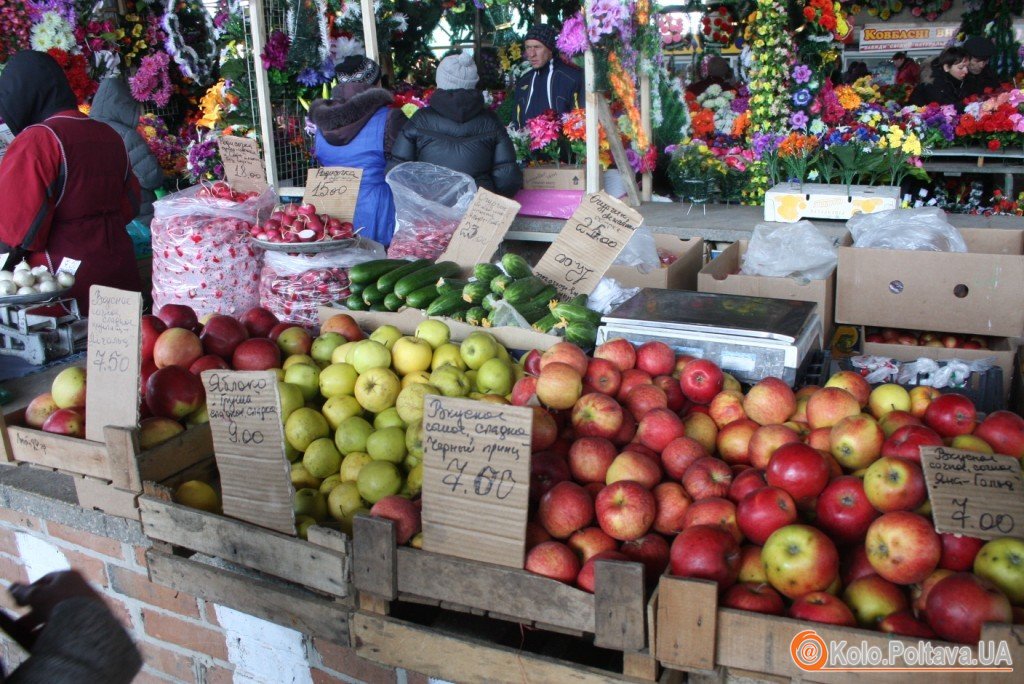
218;136;268;194
533;191;643;299
202;370;295;535
421;396;532;567
303;167;363;223
85;286;142;442
921;446;1024;540
438;189;520;271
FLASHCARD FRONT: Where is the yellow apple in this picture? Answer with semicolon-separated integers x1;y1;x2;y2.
391;336;434;375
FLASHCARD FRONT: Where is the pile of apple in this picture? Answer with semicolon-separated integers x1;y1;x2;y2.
250;202;355;244
508;338;1024;644
864;327;993;350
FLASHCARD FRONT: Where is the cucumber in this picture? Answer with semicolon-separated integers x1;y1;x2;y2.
551;302;602;326
426;292;470;317
516;304;551;325
504;276;549;305
437;277;469;296
466;307;488;326
569;294;589;306
482;293;501;311
565;322;598;348
362;283;386;306
490;274;514;294
377;258;430;293
473;263;503;283
395;261;461;299
462;282;490;305
447;309;467;322
501;253;533;279
384;292;403;311
532;312;559;333
522;286;558;311
348;258;409;284
345;294;368;311
405;284;440;309
348;280;366;295
368;302;389;312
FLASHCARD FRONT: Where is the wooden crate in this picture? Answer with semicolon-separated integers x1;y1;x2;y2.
1;407;213;519
353;515;659;681
657;574;1024;683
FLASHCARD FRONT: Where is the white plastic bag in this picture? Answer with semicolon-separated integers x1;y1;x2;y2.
849;207;968;252
898;357;996;389
613;226;661;273
488;299;533;330
385;162;476;259
740;221;838;281
589;278;642;315
849;355;900;384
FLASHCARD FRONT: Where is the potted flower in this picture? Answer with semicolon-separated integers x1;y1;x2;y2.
667;141;726;203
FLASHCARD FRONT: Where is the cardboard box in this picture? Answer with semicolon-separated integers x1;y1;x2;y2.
605;235;704;291
836;228;1024;338
861;328;1019;398
522;166;585;191
697;237;848;340
764;182;899;223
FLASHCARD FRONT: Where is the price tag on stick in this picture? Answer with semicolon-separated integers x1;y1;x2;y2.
421;396;532;567
533;191;643;300
303;167;363;223
85;286;142;442
438;189;521;271
218;136;269;193
921;446;1024;541
202;370;295;535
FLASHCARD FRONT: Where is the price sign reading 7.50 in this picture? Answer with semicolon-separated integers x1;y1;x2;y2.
85;286;142;442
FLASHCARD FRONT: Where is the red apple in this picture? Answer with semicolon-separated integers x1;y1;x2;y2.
974;411;1024;459
923;393;977;438
722;582;785;615
843;574;909;627
616;369;653;403
525;521;551;550
40;408;85;438
678;359;724;405
320;313;365;341
925;573;1013;644
878;611;936;638
232;338;282;371
765;443;830;505
521;349;542;376
611;410;637;445
620;533;671;585
635;341;675;377
737;545;768;584
153;328;203;370
806;387;861;430
625;384;667;421
789;591;857;627
743;377;796;426
660;436;708;481
684;496;741;543
708;389;747;428
584;358;621;397
866;511;941;585
568;437;617;484
595;480;656;541
276;326;314;356
683;456;733;500
240;306;279;338
879;410;921;437
370;495;421;545
881;424;944;463
140;314;167;361
653;374;686;412
189;354;229;375
825;370;871;408
912;568;955;615
531;406;558;451
652;482;692;535
137;416;185;450
525;541;581;584
567;526;617;563
605;451;662;490
716;418;759;466
530;451;571;504
863;457;927;512
829;414;884;471
540;341;589;376
571;393;624;440
536;363;583;410
145;366;205;420
24;393;60;429
728;468;767;504
594;338;636;372
538;481;594;539
747;424;801;470
939;533;986;571
815;476;879;545
909;385;941;418
511;376;538;406
737;487;797;546
669;524;741;588
635;408;685;453
762;524;839;599
156;303;199;332
200;314;249;359
576;550;630;593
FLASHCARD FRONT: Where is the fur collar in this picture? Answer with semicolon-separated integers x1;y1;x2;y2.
310;88;394;144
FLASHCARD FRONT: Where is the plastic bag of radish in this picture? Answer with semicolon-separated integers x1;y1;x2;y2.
259;238;386;326
385;162;476;259
151;182;277;318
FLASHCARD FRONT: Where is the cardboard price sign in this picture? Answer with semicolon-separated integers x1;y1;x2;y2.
533;191;643;299
438;189;521;270
921;446;1024;541
218;136;268;193
303;167;363;223
421;396;532;567
202;370;295;535
85;286;142;442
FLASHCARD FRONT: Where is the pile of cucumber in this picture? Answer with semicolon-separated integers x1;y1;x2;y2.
345;253;601;348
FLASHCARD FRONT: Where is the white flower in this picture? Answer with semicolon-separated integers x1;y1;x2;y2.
30;12;77;53
392;12;408;32
331;36;365;60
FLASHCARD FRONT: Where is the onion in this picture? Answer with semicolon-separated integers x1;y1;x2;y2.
14;260;30;272
38;280;59;293
57;272;75;287
17;286;35;295
13;271;35;287
30;265;50;277
0;271;13;282
0;281;16;295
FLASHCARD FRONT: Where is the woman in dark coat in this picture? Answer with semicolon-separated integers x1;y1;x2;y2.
910;47;970;107
389;51;522;198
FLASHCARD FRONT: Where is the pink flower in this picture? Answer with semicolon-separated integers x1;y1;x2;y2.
527;111;560;151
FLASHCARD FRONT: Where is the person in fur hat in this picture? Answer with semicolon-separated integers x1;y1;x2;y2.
308;56;406;245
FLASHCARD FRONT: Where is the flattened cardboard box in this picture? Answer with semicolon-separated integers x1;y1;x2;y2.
522;166;585;191
836;228;1024;338
764;183;899;223
605;235;705;291
698;235;850;340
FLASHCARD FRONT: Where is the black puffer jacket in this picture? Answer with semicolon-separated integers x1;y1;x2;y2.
389;89;522;197
909;63;967;108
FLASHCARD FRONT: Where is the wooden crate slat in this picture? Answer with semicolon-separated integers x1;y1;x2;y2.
656;575;717;673
352;515;397;599
594;560;646;651
74;475;140;520
135;424;214;483
7;425;109;478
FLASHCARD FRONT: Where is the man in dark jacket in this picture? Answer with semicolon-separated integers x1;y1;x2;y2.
390;51;522;198
513;24;584;127
90;78;165;227
962;36;1001;98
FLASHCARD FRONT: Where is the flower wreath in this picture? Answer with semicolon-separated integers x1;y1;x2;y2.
162;0;218;83
700;5;736;46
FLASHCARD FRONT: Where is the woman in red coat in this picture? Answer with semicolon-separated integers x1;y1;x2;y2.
0;51;141;315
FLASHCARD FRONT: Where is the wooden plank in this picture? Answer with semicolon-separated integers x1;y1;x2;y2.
7;426;109;478
0;409;14;463
593;560;646;651
103;425;139;489
395;545;595;633
352;611;631;684
247;0;279;187
655;575;717;673
623;651;658;682
584;50;600;194
136;423;213;483
74;476;140;520
640;73;652;203
358;593;390;615
306;525;349;554
146;550;351;643
138;496;349;598
352;515;397;599
597;95;641;208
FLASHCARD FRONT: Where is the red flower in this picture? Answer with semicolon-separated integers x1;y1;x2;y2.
803;7;816;20
988;139;1002;151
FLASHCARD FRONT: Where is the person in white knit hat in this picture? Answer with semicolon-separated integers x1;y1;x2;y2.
389;51;522;197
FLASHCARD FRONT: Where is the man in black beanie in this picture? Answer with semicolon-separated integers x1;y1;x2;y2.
513;24;584;127
961;36;1001;98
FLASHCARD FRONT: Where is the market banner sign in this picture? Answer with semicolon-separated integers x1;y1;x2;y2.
858;23;957;52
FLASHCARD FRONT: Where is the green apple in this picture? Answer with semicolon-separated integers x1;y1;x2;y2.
476;358;514;396
460;331;500;370
431;343;467;371
290;462;322;490
278;381;305;421
295;515;317;539
334;416;374;455
285;442;302;463
403;452;421;471
351;340;392;375
356;461;403;504
429;365;470;397
283;363;320;402
319;474;342;495
283;354;318;370
974;537;1024;605
366;426;407;463
373;407;406;430
321;395;362;431
354;367;401;413
401;463;423;497
332;341;357;364
310;332;346;367
406;420;423;459
512;362;525;382
401;370;432;388
327;481;365;522
415;319;451;350
396;382;439;424
339;451;372;483
465;370;478;388
293;487;328;521
391;336;434;375
369;324;403;350
495;344;510;363
318;362;358;398
284;407;329;452
186;404;209;425
302;437;342;479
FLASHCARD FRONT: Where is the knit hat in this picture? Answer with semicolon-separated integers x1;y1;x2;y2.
524;24;558;53
335;55;381;84
962;36;995;60
436;52;479;90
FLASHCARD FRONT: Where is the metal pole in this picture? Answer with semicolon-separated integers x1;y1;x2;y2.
361;0;378;61
248;0;279;189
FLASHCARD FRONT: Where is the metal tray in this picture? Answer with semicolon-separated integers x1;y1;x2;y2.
0;287;74;306
250;237;359;253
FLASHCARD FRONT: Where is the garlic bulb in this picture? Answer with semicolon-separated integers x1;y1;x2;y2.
0;271;13;282
37;280;60;293
57;272;75;288
13;260;30;272
30;265;50;278
12;270;35;288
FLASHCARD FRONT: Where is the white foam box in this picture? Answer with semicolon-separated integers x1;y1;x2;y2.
764;183;899;223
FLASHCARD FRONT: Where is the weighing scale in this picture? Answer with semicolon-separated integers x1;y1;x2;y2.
598;289;822;386
0;297;86;366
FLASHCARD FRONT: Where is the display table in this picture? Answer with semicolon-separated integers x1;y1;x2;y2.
922;146;1024;195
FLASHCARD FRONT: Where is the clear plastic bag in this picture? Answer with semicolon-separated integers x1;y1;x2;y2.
259;239;385;327
613;226;661;273
589;278;642;315
898;357;996;389
850;355;901;384
488;299;532;330
385;162;476;259
151;184;278;318
740;221;838;281
849;207;968;253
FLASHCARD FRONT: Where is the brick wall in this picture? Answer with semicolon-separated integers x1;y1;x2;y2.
0;484;427;684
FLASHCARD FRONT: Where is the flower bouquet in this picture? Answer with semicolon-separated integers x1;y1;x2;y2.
667;141;726;203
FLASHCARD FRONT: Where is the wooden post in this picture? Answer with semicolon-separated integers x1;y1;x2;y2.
361;0;378;61
597;95;641;207
640;73;653;202
248;0;279;189
584;50;601;194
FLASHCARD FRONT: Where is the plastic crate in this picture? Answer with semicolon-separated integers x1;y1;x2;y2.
838;357;1004;415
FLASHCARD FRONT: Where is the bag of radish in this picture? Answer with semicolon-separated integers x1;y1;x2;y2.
259;238;386;326
385;162;476;259
151;182;277;318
